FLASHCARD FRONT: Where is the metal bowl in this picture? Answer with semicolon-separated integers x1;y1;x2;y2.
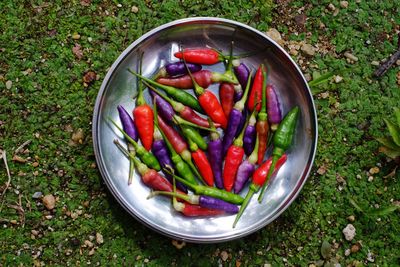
92;17;317;243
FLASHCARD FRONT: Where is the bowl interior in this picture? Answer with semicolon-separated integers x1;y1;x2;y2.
93;18;317;243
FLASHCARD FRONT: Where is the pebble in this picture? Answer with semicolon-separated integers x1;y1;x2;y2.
5;80;13;89
96;233;103;245
220;251;229;261
344;52;358;62
264;264;272;267
31;230;39;236
13;155;27;163
347;215;355;222
342;224;356;241
371;61;380;66
328;3;336;11
117;3;122;8
301;43;316;56
87;37;93;42
396;59;400;66
32;162;39;167
344;249;351;256
334;75;343;83
84;240;94;248
131;6;139;13
369;167;379;174
88;248;96;256
72;33;81;40
171;240;186;249
265;28;284;46
42;194;56;210
351;243;360;253
71;128;84;144
368;176;374;182
340;1;349;8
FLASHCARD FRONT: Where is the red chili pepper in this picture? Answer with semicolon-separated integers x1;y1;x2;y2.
252;154;287;186
223;146;244;191
157;115;187;154
247;65;265;112
198;90;228;129
219;83;235;118
142;169;174;192
222;114;249;191
174;48;222;65
177;202;224;217
188;139;214;186
134;53;153;150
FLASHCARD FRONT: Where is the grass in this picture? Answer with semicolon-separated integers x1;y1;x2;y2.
1;0;399;266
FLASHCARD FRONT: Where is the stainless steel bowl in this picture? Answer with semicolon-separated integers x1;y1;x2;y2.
92;17;317;243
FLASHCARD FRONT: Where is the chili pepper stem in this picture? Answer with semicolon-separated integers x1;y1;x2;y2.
136;52;146;106
128;145;135;185
248;135;260;164
109;118;139;150
232;186;258;228
181;48;205;96
173;116;216;132
114;139;148;175
145;82;184;112
257;154;280;203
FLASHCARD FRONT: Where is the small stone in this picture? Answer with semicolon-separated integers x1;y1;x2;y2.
5;80;12;89
88;248;96;256
117;3;122;8
32;192;43;200
356;174;362;179
83;71;96;84
71;212;79;219
320;92;329;99
317;165;327;175
334;75;343;83
351;243;360;253
42;194;56;210
31;230;39;236
342;224;356;241
171;240;186;249
84;240;94;248
12;155;27;163
289;48;299;56
32;162;39;167
301;43;316;56
131;6;139;13
369;167;379;174
347;215;355;222
396;59;400;66
96;233;104;245
87;37;93;42
368;176;374;182
264;264;272;267
10;219;18;225
220;251;229;261
371;61;380;66
71;128;84;144
265;28;284;46
340;1;349;8
65;249;73;256
328;3;336;11
72;33;81;40
367;251;374;262
45;215;53;220
344;249;351;256
344;52;358;62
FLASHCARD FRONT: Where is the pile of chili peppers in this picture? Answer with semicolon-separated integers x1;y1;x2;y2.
112;44;299;227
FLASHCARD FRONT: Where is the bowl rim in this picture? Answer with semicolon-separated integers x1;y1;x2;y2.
92;17;318;243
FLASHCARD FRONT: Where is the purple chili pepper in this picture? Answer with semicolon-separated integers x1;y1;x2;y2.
234;135;259;193
150;90;175;123
152;128;187;193
233;62;250;101
243;110;257;156
235;108;248;137
266;84;282;131
207;121;224;189
197;195;239;214
222;71;253;155
117;105;138;141
155;62;202;78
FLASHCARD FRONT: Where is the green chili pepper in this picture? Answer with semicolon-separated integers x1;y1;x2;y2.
164;168;244;205
180;124;207;150
257;106;299;202
128;69;204;113
109;118;161;171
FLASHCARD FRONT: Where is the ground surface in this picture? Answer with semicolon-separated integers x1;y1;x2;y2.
1;1;399;266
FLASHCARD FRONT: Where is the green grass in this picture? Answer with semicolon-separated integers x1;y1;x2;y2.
1;0;399;266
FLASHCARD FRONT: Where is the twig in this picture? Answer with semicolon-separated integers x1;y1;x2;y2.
14;140;31;154
373;32;400;77
0;150;12;212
